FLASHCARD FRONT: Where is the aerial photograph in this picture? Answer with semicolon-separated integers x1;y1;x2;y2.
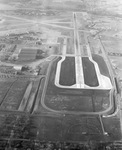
0;0;122;149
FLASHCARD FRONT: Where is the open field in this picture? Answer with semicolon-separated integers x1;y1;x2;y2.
0;80;16;103
59;57;76;86
82;57;99;87
0;79;30;110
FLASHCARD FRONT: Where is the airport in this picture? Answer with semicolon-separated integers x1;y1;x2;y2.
0;0;122;149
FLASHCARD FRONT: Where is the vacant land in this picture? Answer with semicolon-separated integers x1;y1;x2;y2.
0;80;15;104
0;79;30;110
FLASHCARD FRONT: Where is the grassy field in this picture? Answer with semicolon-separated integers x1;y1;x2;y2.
0;79;30;110
82;57;99;87
59;57;76;86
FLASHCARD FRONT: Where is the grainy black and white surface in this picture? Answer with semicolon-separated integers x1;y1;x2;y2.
0;0;122;149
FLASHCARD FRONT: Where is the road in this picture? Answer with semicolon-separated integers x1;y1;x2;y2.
0;11;116;117
73;12;84;88
32;12;121;141
37;12;115;115
55;13;85;89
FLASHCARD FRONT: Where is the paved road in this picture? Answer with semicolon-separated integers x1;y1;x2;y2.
73;13;84;88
